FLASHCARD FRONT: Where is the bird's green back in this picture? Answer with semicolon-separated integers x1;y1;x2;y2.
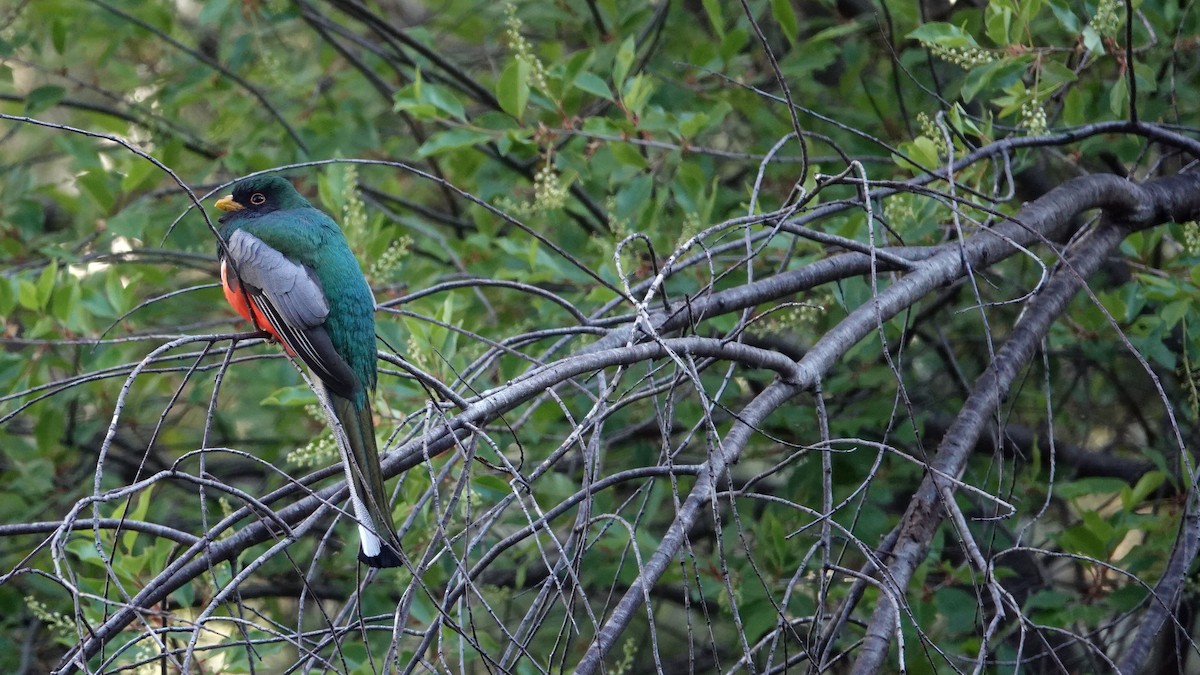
218;178;378;402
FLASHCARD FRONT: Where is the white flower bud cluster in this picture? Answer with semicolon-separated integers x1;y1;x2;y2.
407;335;431;372
918;112;948;155
505;3;549;92
921;41;995;69
288;434;336;467
498;162;568;216
1090;0;1122;38
884;193;916;227
1020;100;1048;136
26;595;74;639
341;165;368;242
533;163;567;210
1183;222;1200;254
792;301;825;328
369;235;412;282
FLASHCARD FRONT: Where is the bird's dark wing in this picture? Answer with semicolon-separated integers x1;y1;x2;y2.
224;229;361;398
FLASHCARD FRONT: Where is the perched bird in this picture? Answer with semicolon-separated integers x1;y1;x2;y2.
215;175;402;568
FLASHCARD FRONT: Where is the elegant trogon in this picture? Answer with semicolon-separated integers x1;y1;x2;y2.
215;175;402;568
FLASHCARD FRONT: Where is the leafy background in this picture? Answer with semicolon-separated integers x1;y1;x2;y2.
3;0;1200;673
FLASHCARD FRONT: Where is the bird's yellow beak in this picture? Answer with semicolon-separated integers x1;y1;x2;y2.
215;195;243;212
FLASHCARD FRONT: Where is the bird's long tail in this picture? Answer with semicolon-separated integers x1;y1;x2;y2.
323;386;403;568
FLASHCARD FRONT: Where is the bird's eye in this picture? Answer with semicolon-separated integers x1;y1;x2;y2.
250;193;266;205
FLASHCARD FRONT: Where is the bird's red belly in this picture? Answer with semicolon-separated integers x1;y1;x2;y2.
221;259;288;347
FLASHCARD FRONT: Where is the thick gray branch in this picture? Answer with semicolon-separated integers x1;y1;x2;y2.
576;173;1200;673
848;173;1200;675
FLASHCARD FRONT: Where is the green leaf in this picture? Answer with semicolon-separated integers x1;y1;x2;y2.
620;74;654;115
33;408;61;459
1024;588;1071;613
104;267;128;314
561;50;590;85
498;59;531;119
909;136;941;168
961;58;1028;103
770;0;799;46
496;128;522;156
472;474;510;501
677;111;709;138
907;22;980;49
425;83;467;121
197;0;233;25
1122;471;1166;510
121;158;160;194
77;171;115;212
1056;477;1127;500
613;174;653;222
574;72;613;100
124;486;155;551
808;21;865;43
50;20;67;55
613;36;636;89
1061;86;1086;126
35;261;56;309
24;85;65;115
437;292;458;360
985;2;1014;46
393;98;439;120
412;66;423;98
935;587;979;636
394;70;428;111
1039;60;1078;89
1047;0;1081;32
1133;62;1157;94
719;27;749;62
50;278;79;324
701;0;725;38
261;385;317;407
417;128;493;157
1080;509;1117;544
947;104;986;141
1109;78;1129;117
1161;299;1189;328
1058;522;1108;559
0;278;15;316
67;538;107;567
610;142;648;169
17;279;39;311
394;68;468;121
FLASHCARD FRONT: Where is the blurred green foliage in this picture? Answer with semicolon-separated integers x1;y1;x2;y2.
3;0;1200;672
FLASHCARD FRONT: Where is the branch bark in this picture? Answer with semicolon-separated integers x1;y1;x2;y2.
50;172;1200;674
846;173;1200;674
574;174;1200;673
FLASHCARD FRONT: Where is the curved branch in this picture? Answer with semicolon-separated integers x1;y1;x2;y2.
576;173;1200;672
51;336;802;672
846;173;1200;674
0;519;198;547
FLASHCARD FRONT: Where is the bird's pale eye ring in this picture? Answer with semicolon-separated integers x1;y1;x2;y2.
250;193;266;205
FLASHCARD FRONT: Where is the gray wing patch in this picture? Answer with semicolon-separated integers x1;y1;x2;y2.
225;229;361;399
226;229;328;329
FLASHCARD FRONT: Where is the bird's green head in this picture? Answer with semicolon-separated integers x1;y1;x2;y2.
215;175;312;222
